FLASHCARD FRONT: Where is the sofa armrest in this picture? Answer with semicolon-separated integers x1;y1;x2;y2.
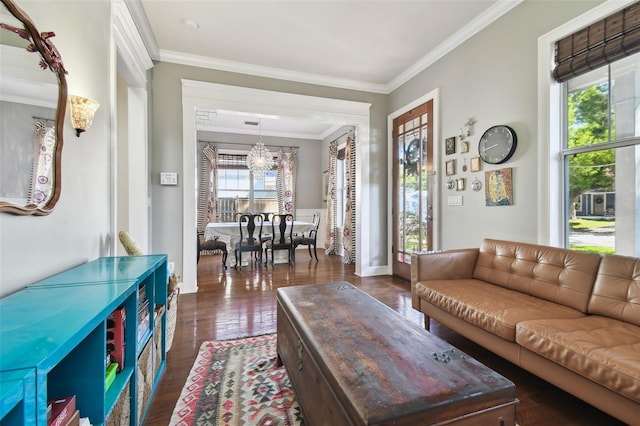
411;249;479;309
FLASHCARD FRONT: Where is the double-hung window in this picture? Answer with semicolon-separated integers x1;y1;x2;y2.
551;2;640;256
216;153;277;221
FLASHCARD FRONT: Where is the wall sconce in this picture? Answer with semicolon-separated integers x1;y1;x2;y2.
69;95;99;137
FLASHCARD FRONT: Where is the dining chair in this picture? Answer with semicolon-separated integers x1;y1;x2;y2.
264;213;294;266
234;213;264;270
293;211;320;261
197;230;227;268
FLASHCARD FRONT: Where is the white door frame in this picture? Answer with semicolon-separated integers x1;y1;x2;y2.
181;80;371;293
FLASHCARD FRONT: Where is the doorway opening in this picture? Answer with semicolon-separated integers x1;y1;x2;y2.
181;81;372;292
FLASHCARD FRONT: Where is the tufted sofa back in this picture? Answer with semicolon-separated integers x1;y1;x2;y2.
474;239;602;312
589;254;640;326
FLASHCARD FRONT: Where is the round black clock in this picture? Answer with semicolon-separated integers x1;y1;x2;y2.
478;125;517;164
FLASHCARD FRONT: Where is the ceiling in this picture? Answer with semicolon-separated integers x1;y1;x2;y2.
128;0;521;139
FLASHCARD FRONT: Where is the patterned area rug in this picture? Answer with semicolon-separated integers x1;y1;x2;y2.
169;334;305;425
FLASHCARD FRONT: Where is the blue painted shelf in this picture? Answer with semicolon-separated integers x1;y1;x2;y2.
0;255;168;426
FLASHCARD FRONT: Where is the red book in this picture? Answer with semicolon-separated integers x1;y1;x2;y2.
107;306;126;371
47;395;76;426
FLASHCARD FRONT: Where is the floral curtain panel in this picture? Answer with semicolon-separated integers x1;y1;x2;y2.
342;135;356;264
325;140;338;255
29;120;55;206
276;148;297;214
198;144;219;233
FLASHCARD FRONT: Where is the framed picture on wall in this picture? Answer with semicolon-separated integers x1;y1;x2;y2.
470;156;481;172
445;136;456;155
446;159;456;176
322;169;329;202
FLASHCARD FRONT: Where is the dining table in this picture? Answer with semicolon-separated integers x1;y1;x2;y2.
204;220;315;265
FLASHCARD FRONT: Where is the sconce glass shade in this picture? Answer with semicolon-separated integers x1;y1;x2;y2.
69;95;99;137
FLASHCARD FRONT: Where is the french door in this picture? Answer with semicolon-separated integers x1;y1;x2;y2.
392;101;434;280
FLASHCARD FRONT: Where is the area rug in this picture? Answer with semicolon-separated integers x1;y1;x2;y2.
169;334;304;425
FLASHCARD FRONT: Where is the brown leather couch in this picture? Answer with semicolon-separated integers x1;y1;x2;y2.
411;238;640;424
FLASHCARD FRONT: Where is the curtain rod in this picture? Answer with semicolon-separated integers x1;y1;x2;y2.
32;115;55;122
201;141;299;149
330;127;355;144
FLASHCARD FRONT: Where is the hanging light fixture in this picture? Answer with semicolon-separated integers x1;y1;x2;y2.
246;119;275;179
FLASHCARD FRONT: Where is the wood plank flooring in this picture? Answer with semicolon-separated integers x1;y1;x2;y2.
143;252;626;426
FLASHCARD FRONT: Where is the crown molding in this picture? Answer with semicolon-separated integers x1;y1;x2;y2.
159;49;389;94
122;0;159;59
387;0;523;92
130;0;522;94
113;0;154;87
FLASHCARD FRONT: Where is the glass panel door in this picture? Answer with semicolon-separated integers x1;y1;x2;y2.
392;101;433;280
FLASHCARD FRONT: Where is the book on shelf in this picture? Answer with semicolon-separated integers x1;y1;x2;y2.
47;395;76;426
105;363;118;391
107;306;125;372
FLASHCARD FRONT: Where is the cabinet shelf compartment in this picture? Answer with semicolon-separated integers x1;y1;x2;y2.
0;254;168;426
0;369;36;426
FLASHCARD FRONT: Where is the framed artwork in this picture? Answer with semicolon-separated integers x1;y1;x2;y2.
446;159;456;176
470;156;481;172
445;136;456;155
456;178;465;191
460;141;469;153
322;169;329;202
485;167;513;206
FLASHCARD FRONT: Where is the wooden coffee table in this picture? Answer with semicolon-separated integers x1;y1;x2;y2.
276;282;517;425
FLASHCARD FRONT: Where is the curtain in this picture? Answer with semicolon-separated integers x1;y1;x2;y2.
325;140;338;254
342;134;356;264
198;144;218;233
276;148;297;214
29;120;55;206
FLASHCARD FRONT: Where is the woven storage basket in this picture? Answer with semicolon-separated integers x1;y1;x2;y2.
166;289;179;351
137;339;153;423
153;308;163;380
106;379;130;426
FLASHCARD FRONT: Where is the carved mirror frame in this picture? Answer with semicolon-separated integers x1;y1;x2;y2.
0;0;67;215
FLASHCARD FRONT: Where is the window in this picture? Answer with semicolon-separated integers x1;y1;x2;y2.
561;50;640;256
216;153;277;221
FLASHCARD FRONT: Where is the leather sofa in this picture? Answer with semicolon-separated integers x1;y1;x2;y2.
411;238;639;424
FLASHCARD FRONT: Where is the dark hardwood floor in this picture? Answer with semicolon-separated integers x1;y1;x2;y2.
144;252;626;425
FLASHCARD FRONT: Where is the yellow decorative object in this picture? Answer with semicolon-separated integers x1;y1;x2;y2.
118;230;144;256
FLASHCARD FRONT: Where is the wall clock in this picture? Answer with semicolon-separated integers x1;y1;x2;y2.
478;125;517;164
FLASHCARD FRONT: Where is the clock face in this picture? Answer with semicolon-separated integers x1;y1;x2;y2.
478;125;517;164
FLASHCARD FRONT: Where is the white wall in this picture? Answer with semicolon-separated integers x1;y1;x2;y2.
0;0;607;298
388;0;602;251
0;1;113;297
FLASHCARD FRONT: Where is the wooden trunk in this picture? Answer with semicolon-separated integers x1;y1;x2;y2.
276;282;517;426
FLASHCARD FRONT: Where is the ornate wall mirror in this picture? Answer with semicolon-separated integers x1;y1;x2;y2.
0;0;67;215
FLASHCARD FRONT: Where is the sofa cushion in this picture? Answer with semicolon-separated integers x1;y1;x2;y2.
414;279;585;341
589;254;640;327
473;239;601;313
516;316;640;403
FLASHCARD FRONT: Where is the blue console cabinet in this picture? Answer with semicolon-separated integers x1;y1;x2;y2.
0;255;168;425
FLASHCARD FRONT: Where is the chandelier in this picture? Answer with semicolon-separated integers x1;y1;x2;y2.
246;120;275;179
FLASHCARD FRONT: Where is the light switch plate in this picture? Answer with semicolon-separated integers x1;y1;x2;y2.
448;195;463;206
160;172;178;186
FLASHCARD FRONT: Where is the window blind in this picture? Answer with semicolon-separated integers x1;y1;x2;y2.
553;1;640;82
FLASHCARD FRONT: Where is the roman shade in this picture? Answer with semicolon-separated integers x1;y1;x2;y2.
553;1;640;82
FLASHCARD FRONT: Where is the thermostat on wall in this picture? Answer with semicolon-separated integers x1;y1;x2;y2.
160;172;178;186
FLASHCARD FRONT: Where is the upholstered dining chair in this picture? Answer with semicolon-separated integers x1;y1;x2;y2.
293;211;320;261
234;213;264;270
197;230;227;268
264;213;294;266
